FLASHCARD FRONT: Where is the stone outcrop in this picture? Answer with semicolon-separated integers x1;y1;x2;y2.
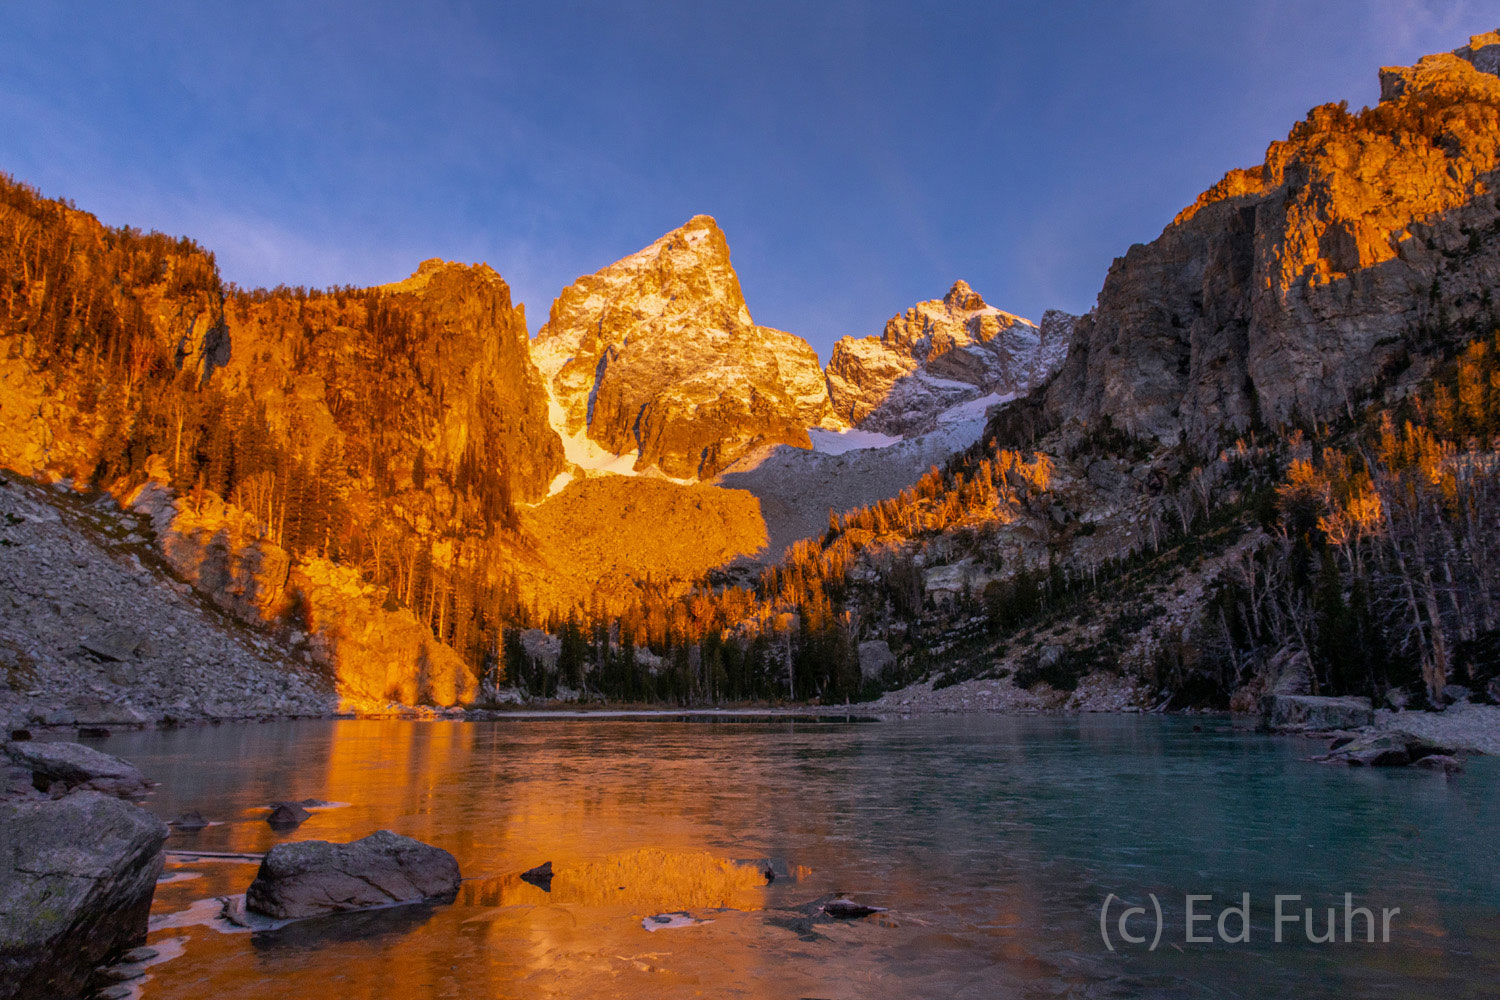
857;640;897;681
0;743;167;1000
129;480;291;622
827;282;1068;436
190;259;566;505
122;479;473;707
1045;35;1500;449
1261;694;1375;731
532;216;834;479
293;556;475;707
245;830;461;920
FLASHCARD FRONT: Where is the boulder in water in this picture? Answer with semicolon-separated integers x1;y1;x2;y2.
822;898;883;919
0;789;167;1000
1414;753;1465;774
170;810;209;831
1316;732;1457;767
245;830;460;920
520;861;553;890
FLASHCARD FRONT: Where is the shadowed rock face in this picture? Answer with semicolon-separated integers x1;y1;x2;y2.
4;740;153;798
1045;35;1500;449
532;216;834;479
827;282;1068;436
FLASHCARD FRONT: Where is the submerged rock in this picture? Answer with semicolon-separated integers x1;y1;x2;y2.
1320;732;1413;766
3;740;153;799
265;802;311;828
642;911;714;931
245;830;461;920
766;893;891;941
0;790;167;1000
822;898;884;919
170;810;209;831
1414;753;1465;774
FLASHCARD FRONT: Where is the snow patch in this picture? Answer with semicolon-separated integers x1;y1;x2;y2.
935;391;1015;426
543;390;655;495
806;392;1004;459
808;427;902;455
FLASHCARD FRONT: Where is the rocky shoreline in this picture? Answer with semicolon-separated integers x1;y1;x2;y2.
0;474;336;735
4;454;1493;759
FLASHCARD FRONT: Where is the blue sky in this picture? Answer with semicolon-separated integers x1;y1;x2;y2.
0;2;1492;359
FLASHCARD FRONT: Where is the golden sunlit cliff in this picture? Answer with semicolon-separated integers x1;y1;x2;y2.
1044;33;1500;449
7;32;1500;714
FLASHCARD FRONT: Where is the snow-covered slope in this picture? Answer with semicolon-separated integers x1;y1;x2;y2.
717;391;1014;558
720;289;1073;559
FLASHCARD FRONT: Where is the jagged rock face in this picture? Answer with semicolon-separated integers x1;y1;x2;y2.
378;260;564;502
1046;36;1500;448
208;259;565;504
826;282;1068;436
533;216;833;479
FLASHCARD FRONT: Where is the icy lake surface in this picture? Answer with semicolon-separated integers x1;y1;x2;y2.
98;715;1500;998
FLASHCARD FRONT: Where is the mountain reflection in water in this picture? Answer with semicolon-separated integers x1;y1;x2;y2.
95;716;1500;999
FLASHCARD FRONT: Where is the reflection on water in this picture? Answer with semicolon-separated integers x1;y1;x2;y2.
95;716;1500;999
249;903;440;952
462;848;769;911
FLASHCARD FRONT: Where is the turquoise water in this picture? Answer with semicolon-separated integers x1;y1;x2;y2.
97;715;1500;999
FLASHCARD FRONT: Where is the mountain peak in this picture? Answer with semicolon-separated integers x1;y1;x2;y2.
1047;28;1500;447
943;280;986;311
827;282;1060;437
533;217;830;480
379;258;506;296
